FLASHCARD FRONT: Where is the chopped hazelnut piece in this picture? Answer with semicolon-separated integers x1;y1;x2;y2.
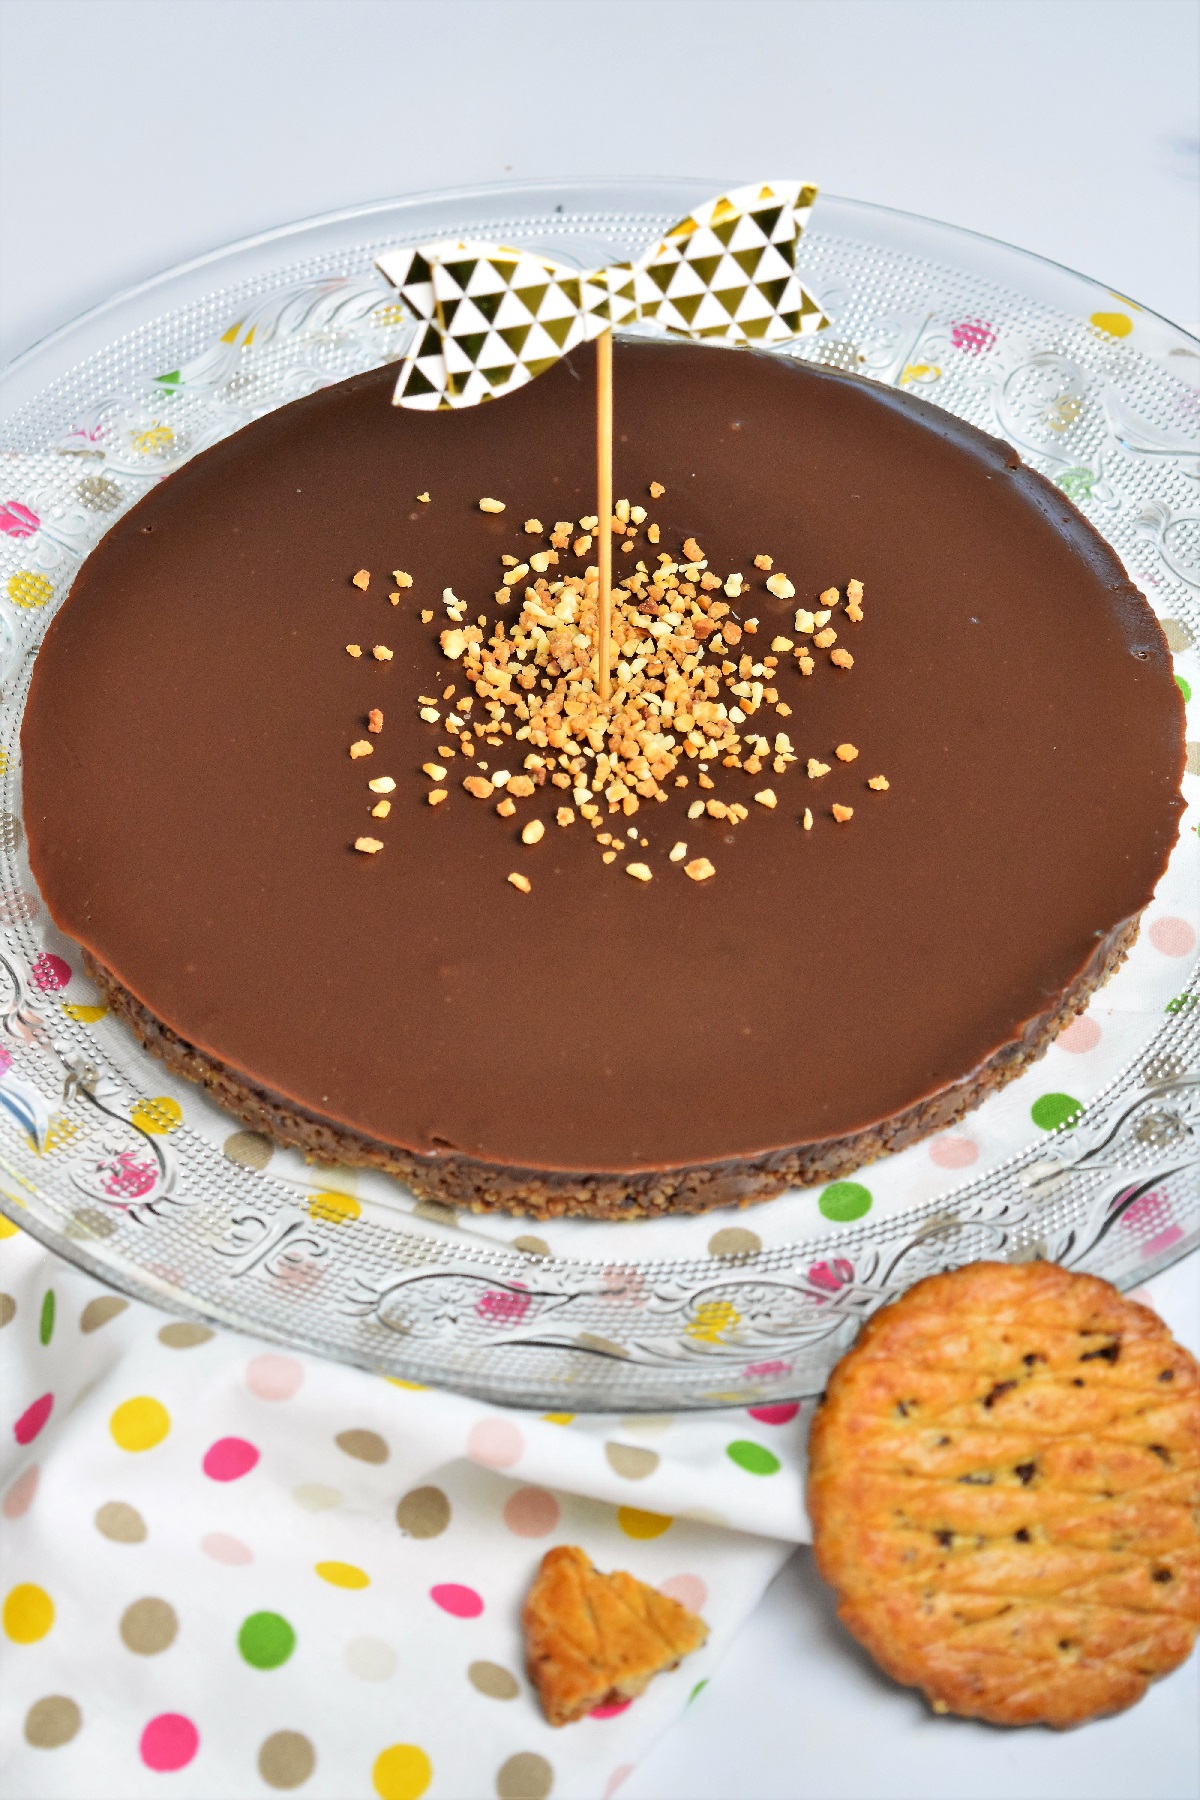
370;800;392;819
572;534;593;557
754;554;773;570
463;775;494;798
417;491;430;503
490;769;511;787
479;497;506;513
687;799;705;819
771;636;793;652
794;608;815;634
418;706;440;723
868;775;890;791
684;856;715;882
797;655;815;676
669;841;688;862
646;522;660;544
807;758;831;778
556;807;575;827
422;762;446;779
529;550;557;574
440;629;466;659
503;563;530;586
813;628;836;649
507;774;536;798
832;803;854;822
766;572;795;599
368;709;384;733
351;569;370;591
579;515;599;532
496;797;516;817
420;609;433;623
683;536;704;563
372;644;394;661
706;798;728;819
803;807;813;831
346;643;362;657
601;850;617;864
830;648;855;669
427;789;448;806
521;818;545;845
649;481;666;498
354;836;383;853
835;743;858;762
350;740;373;759
754;789;777;808
697;772;715;790
524;518;543;534
507;871;531;892
846;577;864;622
820;587;839;607
626;861;652;881
368;776;396;793
392;570;413;588
724;572;744;598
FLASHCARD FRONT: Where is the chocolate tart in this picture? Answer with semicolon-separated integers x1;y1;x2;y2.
21;342;1186;1218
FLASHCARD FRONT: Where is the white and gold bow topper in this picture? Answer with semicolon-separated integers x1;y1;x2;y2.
375;181;828;409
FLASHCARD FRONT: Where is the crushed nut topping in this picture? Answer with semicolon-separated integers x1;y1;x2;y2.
422;761;446;779
754;789;777;808
830;648;854;670
807;758;830;778
867;775;890;790
496;796;517;817
765;572;795;600
649;481;666;498
521;818;545;845
835;743;858;762
479;497;506;513
669;841;688;861
417;491;430;503
354;835;383;853
352;569;370;591
349;740;373;759
427;789;448;807
372;644;394;662
346;643;363;657
803;807;813;831
684;856;715;881
370;799;392;818
754;554;773;570
507;870;531;892
626;861;652;881
463;775;493;798
832;803;854;822
368;775;396;793
368;709;384;733
556;806;575;826
393;570;413;587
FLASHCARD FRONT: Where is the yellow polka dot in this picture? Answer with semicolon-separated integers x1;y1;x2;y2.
130;1096;182;1135
40;1115;80;1154
373;1743;432;1800
685;1299;741;1343
63;1003;108;1024
315;1560;370;1589
110;1396;171;1452
617;1506;673;1540
6;571;52;610
541;1413;575;1425
1090;310;1133;338
0;1214;21;1238
3;1583;54;1642
307;1191;361;1225
384;1377;427;1390
130;425;175;454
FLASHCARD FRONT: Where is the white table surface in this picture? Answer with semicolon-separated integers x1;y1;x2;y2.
1;4;1197;1795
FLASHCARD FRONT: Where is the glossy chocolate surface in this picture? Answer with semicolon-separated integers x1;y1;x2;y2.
22;343;1185;1173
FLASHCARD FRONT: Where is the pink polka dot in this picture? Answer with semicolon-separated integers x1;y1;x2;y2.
606;1767;634;1800
1058;1016;1102;1054
430;1582;484;1618
929;1134;979;1169
467;1417;524;1469
200;1531;254;1565
742;1360;792;1380
245;1354;304;1401
202;1437;259;1482
659;1573;707;1613
502;1486;560;1537
591;1698;633;1719
1149;917;1197;958
13;1392;53;1446
140;1713;199;1772
746;1403;799;1426
30;953;71;993
2;1462;39;1518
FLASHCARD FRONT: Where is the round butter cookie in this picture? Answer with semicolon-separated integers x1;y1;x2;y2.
807;1260;1200;1727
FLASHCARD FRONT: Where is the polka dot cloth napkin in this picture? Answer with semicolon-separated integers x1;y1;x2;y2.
0;1225;799;1800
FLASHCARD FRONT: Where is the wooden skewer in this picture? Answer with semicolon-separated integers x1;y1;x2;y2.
596;329;613;703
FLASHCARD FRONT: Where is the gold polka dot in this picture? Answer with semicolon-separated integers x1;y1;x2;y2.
24;1695;81;1748
395;1486;450;1538
130;1096;182;1135
80;1296;128;1333
512;1236;550;1257
258;1730;315;1790
158;1321;213;1348
95;1501;146;1543
0;1294;15;1328
335;1428;389;1465
119;1596;177;1654
413;1199;458;1227
468;1661;519;1700
707;1227;761;1258
604;1441;659;1480
223;1130;274;1170
496;1752;553;1800
65;1210;116;1240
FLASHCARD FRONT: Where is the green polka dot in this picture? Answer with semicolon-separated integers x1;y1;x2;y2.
38;1290;55;1346
237;1611;296;1670
725;1439;782;1476
1176;675;1191;703
818;1181;872;1222
1031;1091;1082;1132
688;1679;709;1704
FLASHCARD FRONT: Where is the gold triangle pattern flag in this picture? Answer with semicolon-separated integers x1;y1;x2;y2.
375;181;828;409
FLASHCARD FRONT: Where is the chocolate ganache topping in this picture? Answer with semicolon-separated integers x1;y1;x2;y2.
21;341;1185;1211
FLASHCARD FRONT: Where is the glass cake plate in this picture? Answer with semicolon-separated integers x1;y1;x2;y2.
0;179;1197;1410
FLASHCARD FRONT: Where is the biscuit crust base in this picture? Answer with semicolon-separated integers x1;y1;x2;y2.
83;915;1137;1220
807;1262;1200;1729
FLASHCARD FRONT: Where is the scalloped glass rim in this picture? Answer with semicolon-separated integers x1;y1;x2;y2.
0;178;1196;1411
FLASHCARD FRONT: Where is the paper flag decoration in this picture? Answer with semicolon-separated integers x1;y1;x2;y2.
375;181;828;409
